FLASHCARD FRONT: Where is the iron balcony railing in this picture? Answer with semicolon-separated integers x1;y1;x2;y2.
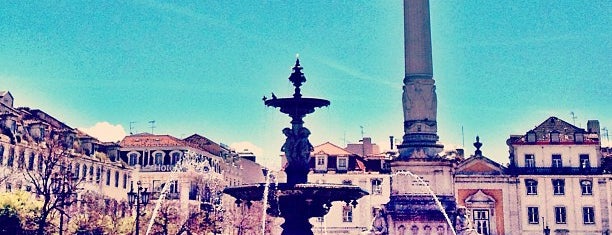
508;167;602;175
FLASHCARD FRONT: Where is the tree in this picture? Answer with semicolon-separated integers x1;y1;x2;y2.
23;134;83;235
67;192;133;235
0;191;43;233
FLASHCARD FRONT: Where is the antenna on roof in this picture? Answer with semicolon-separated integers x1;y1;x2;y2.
570;112;578;126
461;125;465;148
129;121;136;135
603;127;610;146
149;120;156;134
360;125;364;139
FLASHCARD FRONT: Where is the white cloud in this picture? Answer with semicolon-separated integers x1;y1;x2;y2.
230;141;263;157
79;122;127;142
230;141;282;170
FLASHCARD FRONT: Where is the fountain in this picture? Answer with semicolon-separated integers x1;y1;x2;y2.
223;58;369;235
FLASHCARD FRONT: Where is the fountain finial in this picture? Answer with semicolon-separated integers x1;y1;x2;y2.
289;57;306;98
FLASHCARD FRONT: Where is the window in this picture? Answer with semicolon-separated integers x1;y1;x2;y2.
583;207;595;224
575;132;584;143
74;163;80;179
552;179;565;195
579;154;590;169
342;205;353;222
550;131;560;143
154;152;164;165
6;147;14;167
17;151;24;169
337;157;347;170
105;169;111;186
123;174;128;189
171;152;181;165
82;164;88;180
581;180;593;195
316;156;325;166
524;154;535;168
342;180;352;185
316;217;324;222
527;207;539;224
525;131;534;143
27;153;35;170
372;179;383;195
551;154;562;168
555;207;567;224
128;153;138;166
96;167;101;183
169;180;179;193
37;155;43;172
114;171;119;187
0;145;4;165
525;179;538;195
473;209;490;235
89;166;94;181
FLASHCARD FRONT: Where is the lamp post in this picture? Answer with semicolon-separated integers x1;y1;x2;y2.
128;181;150;235
51;172;77;235
542;217;550;235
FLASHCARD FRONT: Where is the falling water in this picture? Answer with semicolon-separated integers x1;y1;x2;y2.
144;151;210;235
261;170;271;234
393;171;457;235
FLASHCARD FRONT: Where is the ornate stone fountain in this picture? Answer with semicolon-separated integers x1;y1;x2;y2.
223;59;369;235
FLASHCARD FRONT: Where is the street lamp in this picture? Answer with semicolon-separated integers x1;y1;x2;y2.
52;172;77;235
127;181;150;235
542;217;550;235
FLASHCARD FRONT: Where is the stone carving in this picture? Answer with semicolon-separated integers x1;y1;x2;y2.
402;79;437;122
455;206;479;235
370;208;388;235
281;127;313;171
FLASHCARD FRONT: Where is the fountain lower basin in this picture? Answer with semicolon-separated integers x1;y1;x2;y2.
224;183;368;235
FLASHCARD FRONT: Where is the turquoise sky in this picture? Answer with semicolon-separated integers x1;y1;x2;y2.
1;1;610;169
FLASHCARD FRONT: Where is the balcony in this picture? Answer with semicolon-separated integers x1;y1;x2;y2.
508;167;602;175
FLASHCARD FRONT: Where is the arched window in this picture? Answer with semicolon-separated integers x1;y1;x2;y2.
123;173;128;189
170;151;181;165
89;166;94;181
27;152;35;170
106;169;111;186
0;144;4;165
6;147;14;167
37;155;43;172
153;151;164;165
96;167;101;183
82;164;88;180
17;150;25;169
74;163;80;179
128;152;138;166
114;171;119;187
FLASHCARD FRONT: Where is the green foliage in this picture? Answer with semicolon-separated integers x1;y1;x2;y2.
0;191;42;231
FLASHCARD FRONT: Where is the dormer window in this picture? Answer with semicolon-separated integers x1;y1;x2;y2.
527;130;536;143
550;131;560;143
574;132;584;143
337;157;348;170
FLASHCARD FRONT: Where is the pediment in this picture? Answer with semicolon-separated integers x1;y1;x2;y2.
456;156;505;175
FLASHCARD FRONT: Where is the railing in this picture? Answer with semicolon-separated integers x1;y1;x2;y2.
508;167;602;175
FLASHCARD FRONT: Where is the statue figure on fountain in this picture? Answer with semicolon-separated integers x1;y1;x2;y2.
455;206;479;235
281;127;314;171
370;207;388;235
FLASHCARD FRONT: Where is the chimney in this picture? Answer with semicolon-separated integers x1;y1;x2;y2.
389;136;395;150
587;120;600;134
